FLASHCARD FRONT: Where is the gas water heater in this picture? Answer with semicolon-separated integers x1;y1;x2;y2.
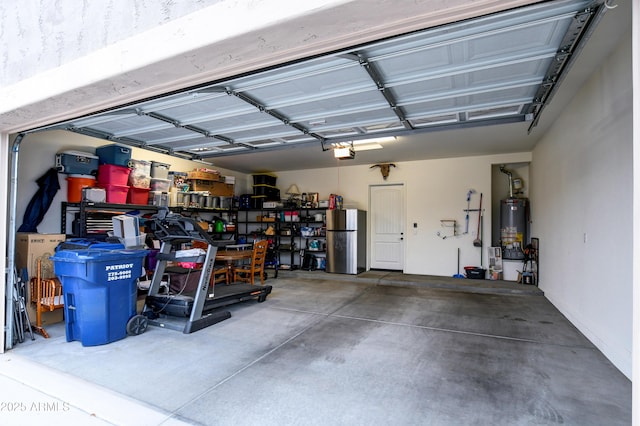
500;198;528;260
499;166;529;260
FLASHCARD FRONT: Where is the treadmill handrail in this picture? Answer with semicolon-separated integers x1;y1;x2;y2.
150;207;220;246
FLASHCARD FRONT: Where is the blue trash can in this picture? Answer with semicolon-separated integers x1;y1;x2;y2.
50;249;148;346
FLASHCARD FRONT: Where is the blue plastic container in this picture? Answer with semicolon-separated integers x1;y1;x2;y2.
56;239;124;252
55;150;99;175
50;249;148;346
96;144;132;166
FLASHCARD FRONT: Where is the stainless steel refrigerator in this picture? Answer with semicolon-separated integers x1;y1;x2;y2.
325;209;366;274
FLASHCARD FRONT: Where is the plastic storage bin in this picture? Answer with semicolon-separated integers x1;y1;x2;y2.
253;184;280;200
50;248;148;346
82;187;106;203
127;159;151;189
96;144;132;166
252;174;277;186
115;233;147;249
150;178;171;192
127;186;150;205
250;195;266;209
97;164;131;186
56;151;99;175
168;171;188;189
150;161;171;179
98;184;129;204
66;175;96;203
149;191;169;207
464;266;485;279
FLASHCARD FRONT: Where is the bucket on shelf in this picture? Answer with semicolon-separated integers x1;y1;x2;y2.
67;175;96;203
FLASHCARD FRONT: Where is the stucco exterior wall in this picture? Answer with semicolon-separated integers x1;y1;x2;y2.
1;0;223;86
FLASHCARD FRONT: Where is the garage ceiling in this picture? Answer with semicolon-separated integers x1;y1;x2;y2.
38;0;606;172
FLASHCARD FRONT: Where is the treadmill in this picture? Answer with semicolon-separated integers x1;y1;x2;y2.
143;208;272;333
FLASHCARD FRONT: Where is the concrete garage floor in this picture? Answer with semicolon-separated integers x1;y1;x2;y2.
3;271;631;425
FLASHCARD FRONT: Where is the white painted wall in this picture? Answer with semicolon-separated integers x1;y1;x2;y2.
14;130;249;235
531;30;633;378
276;151;531;275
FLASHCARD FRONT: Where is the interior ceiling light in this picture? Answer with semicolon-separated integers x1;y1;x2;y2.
331;136;395;152
352;136;397;145
353;143;383;152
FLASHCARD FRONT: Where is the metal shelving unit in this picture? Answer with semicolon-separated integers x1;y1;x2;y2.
61;202;237;240
61;202;159;237
236;207;326;270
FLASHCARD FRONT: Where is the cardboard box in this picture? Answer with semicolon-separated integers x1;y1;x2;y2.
187;171;223;181
16;233;66;280
189;180;234;196
15;233;66;325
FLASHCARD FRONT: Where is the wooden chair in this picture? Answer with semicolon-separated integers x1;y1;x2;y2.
29;259;64;338
233;240;269;285
211;266;229;285
191;240;228;286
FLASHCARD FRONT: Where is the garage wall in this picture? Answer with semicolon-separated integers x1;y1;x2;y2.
530;31;632;378
16;128;531;278
14;130;248;235
276;151;531;275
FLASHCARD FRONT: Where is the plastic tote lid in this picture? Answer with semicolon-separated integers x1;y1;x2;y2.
59;150;99;159
50;248;148;263
67;174;96;179
56;239;124;251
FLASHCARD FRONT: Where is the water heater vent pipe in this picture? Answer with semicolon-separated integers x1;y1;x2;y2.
499;165;513;198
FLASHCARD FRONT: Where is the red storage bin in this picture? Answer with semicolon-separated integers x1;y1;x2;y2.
99;184;129;204
97;164;131;186
127;187;150;204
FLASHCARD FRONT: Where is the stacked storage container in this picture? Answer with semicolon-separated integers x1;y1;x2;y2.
55;150;100;203
166;171;188;207
149;161;172;206
252;174;279;208
95;144;132;204
127;159;151;204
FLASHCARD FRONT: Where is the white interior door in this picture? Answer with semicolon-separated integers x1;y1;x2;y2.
370;184;405;270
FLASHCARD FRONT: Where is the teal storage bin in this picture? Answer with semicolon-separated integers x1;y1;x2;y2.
50;249;148;346
96;144;132;166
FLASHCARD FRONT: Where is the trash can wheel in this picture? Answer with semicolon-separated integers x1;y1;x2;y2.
127;315;148;336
